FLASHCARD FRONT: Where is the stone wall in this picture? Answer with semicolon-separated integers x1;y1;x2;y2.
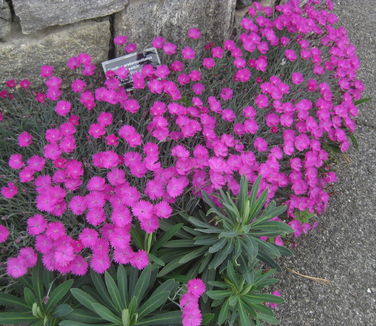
0;0;277;86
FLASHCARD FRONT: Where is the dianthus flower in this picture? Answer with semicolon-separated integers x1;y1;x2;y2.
17;131;32;147
187;28;201;39
202;58;215;69
27;214;47;236
1;182;18;199
163;42;177;55
40;65;54;78
0;225;9;243
7;257;27;278
55;100;72;116
180;279;206;326
285;49;297;61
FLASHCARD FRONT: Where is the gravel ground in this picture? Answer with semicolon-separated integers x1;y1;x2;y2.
274;1;376;325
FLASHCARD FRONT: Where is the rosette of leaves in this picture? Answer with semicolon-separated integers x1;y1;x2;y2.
157;176;293;282
207;262;283;326
0;261;74;325
61;265;181;326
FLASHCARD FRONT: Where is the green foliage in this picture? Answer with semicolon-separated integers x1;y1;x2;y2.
294;209;316;224
206;262;282;326
354;97;372;105
158;176;292;282
62;265;181;326
0;261;74;325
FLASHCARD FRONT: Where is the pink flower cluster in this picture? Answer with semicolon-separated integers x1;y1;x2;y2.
180;279;206;326
0;0;363;277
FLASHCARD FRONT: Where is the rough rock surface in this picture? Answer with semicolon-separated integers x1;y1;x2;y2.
114;0;236;53
0;19;110;85
274;1;376;325
237;0;276;8
0;0;11;41
12;0;128;34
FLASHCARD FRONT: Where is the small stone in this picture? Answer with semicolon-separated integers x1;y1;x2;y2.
367;288;372;293
12;0;128;34
0;19;110;86
114;0;237;54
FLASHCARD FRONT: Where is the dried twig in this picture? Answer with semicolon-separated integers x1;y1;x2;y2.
287;268;332;285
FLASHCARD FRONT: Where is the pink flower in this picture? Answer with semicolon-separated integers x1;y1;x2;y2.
187;28;201;39
182;47;196;60
19;79;31;89
27;155;45;172
85;191;105;210
220;88;233;101
212;47;224;58
170;60;184;72
123;99;140;113
111;207;132;227
19;247;38;268
180;278;205;326
27;214;47;236
67;56;80;70
1;182;18;199
19;167;35;183
254;137;268;152
97;112;113;127
292;72;304;85
92;151;120;169
45;128;62;143
70;256;88;276
167;176;189;198
0;225;9;243
192;83;205;95
90;253;110;274
189;70;201;81
132;200;154;220
18;131;32;147
255;94;269;108
86;207;106;226
35;234;52;254
187;279;206;297
130;250;149;270
71;79;86;93
35;92;46;103
45;76;62;88
78;53;92;65
114;35;128;45
46;222;66;240
106;133;119;147
7;257;27;278
87;176;106;191
109;227;131;250
289;220;303;237
221;109;236;122
154;201;172;219
233;57;246;68
43;143;61;160
40;65;54;78
234;68;251;82
124;43;137;53
295;134;310;151
152;36;165;48
69;196;88;215
285;49;297;61
163;42;177;55
78;228;98;248
202;58;215;69
88;123;106;139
